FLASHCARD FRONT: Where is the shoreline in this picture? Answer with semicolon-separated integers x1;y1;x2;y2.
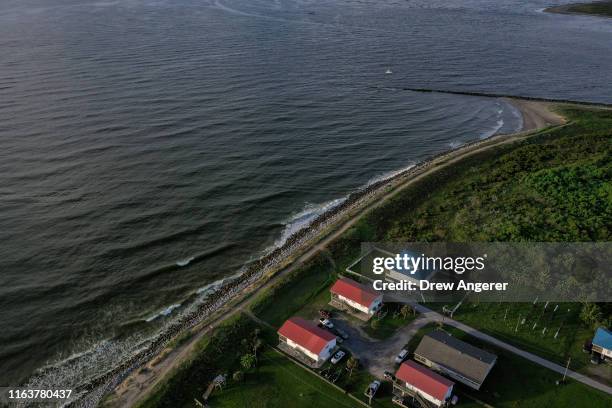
72;98;566;407
544;2;612;18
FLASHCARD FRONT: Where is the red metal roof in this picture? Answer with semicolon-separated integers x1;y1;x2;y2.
330;277;380;308
396;360;454;401
277;317;335;355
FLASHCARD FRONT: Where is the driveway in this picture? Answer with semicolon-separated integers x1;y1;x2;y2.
333;314;436;377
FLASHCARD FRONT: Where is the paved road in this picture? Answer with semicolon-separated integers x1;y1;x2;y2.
405;302;612;396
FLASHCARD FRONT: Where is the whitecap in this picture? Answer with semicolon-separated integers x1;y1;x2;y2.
176;256;195;267
145;303;181;322
271;197;347;249
367;164;417;185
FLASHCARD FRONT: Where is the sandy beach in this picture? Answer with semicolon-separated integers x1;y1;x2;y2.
97;97;567;408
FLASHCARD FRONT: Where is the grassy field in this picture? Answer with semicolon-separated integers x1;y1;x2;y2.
209;348;360;408
447;301;592;366
249;253;335;327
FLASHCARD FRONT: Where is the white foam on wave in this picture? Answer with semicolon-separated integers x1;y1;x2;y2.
176;256;195;267
507;101;525;132
480;118;505;139
448;140;464;149
196;270;243;295
367;163;417;185
145;303;181;322
271;197;347;250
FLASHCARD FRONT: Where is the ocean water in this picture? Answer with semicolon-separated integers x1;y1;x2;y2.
0;0;611;389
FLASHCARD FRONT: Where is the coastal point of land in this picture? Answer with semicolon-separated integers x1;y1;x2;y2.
545;1;612;18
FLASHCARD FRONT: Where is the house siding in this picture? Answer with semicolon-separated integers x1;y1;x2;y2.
284;337;336;362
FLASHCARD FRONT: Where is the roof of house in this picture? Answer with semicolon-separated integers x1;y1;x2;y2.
414;331;497;385
593;327;612;350
396;360;454;401
277;317;335;355
330;277;381;308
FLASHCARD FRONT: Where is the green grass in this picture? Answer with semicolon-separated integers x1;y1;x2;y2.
250;253;335;327
447;301;596;371
363;303;417;340
210;348;360;408
410;325;611;407
565;1;612;17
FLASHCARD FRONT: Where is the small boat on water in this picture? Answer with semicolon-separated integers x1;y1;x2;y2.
385;68;392;74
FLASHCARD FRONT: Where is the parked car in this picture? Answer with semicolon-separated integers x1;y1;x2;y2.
383;370;395;380
364;380;381;398
319;318;334;329
394;349;408;364
331;350;346;364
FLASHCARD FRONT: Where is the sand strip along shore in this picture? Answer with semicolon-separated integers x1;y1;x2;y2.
89;99;568;408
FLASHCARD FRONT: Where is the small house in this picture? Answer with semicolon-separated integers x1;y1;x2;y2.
394;360;454;408
278;317;336;364
592;327;612;361
414;330;496;390
330;277;383;320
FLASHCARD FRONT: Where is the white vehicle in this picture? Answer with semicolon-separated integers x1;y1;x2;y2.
365;380;381;398
331;350;346;364
394;349;408;364
319;318;334;329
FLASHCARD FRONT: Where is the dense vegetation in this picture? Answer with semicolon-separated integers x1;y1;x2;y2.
330;107;611;267
564;1;612;17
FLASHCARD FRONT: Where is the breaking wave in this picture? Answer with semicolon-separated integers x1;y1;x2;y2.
145;304;182;322
272;197;347;249
176;256;195;267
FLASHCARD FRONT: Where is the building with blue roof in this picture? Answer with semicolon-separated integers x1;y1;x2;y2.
592;327;612;361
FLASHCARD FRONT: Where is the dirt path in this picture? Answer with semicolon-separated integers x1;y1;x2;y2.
105;99;568;408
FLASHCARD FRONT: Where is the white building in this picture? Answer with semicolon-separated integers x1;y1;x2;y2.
277;317;336;363
394;360;454;408
330;277;383;319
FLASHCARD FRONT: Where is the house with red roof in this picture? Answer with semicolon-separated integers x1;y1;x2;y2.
393;360;454;408
330;277;383;320
277;317;336;366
